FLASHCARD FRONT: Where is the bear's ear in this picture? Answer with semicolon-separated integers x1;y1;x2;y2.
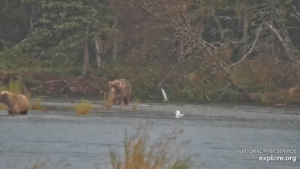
0;91;8;99
0;91;8;95
118;80;121;85
108;82;112;86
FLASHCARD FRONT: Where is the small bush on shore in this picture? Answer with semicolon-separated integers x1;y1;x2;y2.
30;98;48;111
0;104;6;110
132;98;140;111
75;99;93;115
0;80;22;94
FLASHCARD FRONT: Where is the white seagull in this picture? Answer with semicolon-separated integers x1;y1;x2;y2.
175;110;184;118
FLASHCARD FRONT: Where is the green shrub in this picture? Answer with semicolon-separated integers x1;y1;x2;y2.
0;80;22;94
75;99;93;115
31;97;48;111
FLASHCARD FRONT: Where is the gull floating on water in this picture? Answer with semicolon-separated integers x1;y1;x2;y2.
175;110;184;118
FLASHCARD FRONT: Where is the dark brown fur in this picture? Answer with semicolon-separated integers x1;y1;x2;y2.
0;91;30;115
108;79;132;105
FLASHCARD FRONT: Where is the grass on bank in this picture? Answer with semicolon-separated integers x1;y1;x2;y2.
132;98;140;111
30;98;48;111
0;104;6;110
0;80;22;94
75;99;93;115
0;79;30;99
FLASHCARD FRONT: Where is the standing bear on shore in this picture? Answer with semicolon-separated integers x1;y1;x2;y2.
108;79;132;105
0;91;30;115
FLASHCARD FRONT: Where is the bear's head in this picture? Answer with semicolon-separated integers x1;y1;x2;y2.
109;80;122;89
0;91;12;105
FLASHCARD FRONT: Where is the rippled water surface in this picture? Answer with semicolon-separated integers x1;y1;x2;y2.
0;100;299;169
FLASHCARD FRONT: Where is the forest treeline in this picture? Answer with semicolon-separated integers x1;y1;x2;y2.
1;0;300;104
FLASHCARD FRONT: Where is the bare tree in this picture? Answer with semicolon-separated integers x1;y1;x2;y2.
82;32;90;76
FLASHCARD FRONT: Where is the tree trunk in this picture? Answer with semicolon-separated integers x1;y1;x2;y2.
112;19;118;61
213;14;223;40
178;39;184;76
112;40;118;61
242;16;248;55
95;51;101;68
82;33;90;76
265;23;295;60
95;38;101;67
224;72;255;102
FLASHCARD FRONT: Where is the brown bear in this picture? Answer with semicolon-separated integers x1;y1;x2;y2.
108;79;132;105
0;91;30;115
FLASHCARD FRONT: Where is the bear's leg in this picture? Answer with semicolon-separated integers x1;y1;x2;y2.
7;107;16;115
123;96;129;105
115;98;121;105
8;110;19;116
128;93;131;104
20;110;28;115
112;91;119;105
124;91;130;105
116;93;123;105
126;96;130;105
12;106;20;115
115;95;121;105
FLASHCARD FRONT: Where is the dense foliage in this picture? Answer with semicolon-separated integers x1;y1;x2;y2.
1;0;300;104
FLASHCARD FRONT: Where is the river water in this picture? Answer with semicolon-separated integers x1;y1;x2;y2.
0;99;299;169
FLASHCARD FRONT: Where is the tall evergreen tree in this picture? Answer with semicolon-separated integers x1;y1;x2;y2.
16;0;111;76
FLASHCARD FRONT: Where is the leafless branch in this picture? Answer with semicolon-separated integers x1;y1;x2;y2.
231;24;262;67
264;22;295;60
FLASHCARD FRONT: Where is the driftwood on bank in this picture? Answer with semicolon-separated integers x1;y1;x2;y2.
36;79;104;95
0;73;107;95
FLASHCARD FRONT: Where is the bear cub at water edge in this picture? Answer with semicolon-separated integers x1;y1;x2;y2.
0;91;30;115
108;79;132;105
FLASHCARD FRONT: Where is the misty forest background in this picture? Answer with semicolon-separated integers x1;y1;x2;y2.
1;0;300;105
